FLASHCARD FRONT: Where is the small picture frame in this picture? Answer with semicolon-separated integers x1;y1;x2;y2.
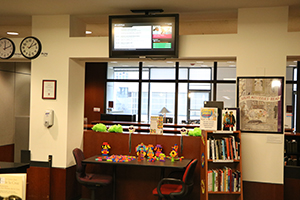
42;80;57;99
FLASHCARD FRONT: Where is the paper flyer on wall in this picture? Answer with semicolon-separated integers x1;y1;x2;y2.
200;107;218;131
150;115;163;134
222;108;239;131
0;173;27;200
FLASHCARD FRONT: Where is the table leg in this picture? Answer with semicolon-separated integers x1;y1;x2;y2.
113;165;116;200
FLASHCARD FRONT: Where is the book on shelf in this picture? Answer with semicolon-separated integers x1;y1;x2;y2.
208;135;240;161
207;167;241;193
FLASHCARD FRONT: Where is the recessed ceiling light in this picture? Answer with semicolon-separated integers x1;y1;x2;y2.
229;65;236;67
110;61;118;63
7;31;19;36
196;61;204;63
85;31;92;34
166;61;173;64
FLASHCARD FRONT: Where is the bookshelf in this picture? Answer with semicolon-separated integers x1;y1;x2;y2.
284;132;300;166
200;130;243;200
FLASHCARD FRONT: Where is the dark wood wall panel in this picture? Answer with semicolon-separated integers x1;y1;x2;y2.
243;181;283;200
284;178;300;200
26;165;79;200
83;131;201;200
84;62;107;124
27;166;51;200
0;144;14;162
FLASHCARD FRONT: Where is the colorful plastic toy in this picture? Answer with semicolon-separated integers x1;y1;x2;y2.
101;142;111;156
158;153;166;162
154;144;163;159
136;143;147;161
169;149;178;162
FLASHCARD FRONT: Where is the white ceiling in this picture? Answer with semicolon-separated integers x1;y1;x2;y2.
1;0;299;16
1;0;299;25
0;0;299;65
1;0;298;37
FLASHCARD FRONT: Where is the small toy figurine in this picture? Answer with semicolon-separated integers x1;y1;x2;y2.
180;127;188;135
154;144;163;160
101;142;111;156
128;125;135;133
146;144;155;162
172;144;179;160
158;153;166;162
136;143;147;161
169;149;178;162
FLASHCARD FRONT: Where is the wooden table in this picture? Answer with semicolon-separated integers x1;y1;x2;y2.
83;155;192;200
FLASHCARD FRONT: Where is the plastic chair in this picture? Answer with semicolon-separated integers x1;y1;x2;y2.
73;148;112;200
152;159;198;200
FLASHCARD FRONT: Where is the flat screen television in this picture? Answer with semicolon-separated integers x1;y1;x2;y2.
109;14;179;58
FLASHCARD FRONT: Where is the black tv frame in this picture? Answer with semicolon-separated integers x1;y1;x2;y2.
109;14;179;58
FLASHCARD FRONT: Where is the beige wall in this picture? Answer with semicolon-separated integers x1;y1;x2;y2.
9;6;298;184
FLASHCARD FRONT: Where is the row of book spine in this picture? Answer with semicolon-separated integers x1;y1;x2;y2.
207;136;240;160
208;167;241;192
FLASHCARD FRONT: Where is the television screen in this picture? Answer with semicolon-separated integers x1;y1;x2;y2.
109;14;179;58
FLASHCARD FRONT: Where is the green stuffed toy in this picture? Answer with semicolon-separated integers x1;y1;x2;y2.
92;123;107;132
108;124;123;133
188;127;202;136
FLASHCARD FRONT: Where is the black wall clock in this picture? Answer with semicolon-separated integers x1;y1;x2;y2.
0;37;15;59
20;36;42;59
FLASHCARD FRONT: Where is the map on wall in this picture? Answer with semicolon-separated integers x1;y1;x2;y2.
237;77;284;133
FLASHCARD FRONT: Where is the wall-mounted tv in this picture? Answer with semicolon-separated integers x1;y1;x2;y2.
109;14;179;58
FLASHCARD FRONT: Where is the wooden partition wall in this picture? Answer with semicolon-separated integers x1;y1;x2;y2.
83;130;201;200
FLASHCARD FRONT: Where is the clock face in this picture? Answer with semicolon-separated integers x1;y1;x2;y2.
20;36;42;59
0;38;15;59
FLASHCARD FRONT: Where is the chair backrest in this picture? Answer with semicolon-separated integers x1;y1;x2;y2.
182;159;198;185
73;148;86;178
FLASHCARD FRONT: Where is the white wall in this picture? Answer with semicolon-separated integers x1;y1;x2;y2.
26;7;300;185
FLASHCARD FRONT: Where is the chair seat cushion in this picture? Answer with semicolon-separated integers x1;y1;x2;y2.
153;184;183;195
78;173;112;186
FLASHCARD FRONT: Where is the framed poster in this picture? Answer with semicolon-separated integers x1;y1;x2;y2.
42;80;57;99
237;77;284;133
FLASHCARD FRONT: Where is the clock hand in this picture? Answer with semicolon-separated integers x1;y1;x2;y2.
28;42;37;49
4;44;11;50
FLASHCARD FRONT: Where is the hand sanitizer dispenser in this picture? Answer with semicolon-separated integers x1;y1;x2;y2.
44;110;54;128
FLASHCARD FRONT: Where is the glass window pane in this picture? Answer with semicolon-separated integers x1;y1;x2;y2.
286;66;294;81
150;68;175;80
179;68;188;80
216;83;236;107
217;66;236;80
142;67;149;80
178;83;188;123
189;83;211;90
189;68;211;80
141;83;149;122
189;92;210;120
106;82;138;116
149;83;175;121
107;61;139;80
